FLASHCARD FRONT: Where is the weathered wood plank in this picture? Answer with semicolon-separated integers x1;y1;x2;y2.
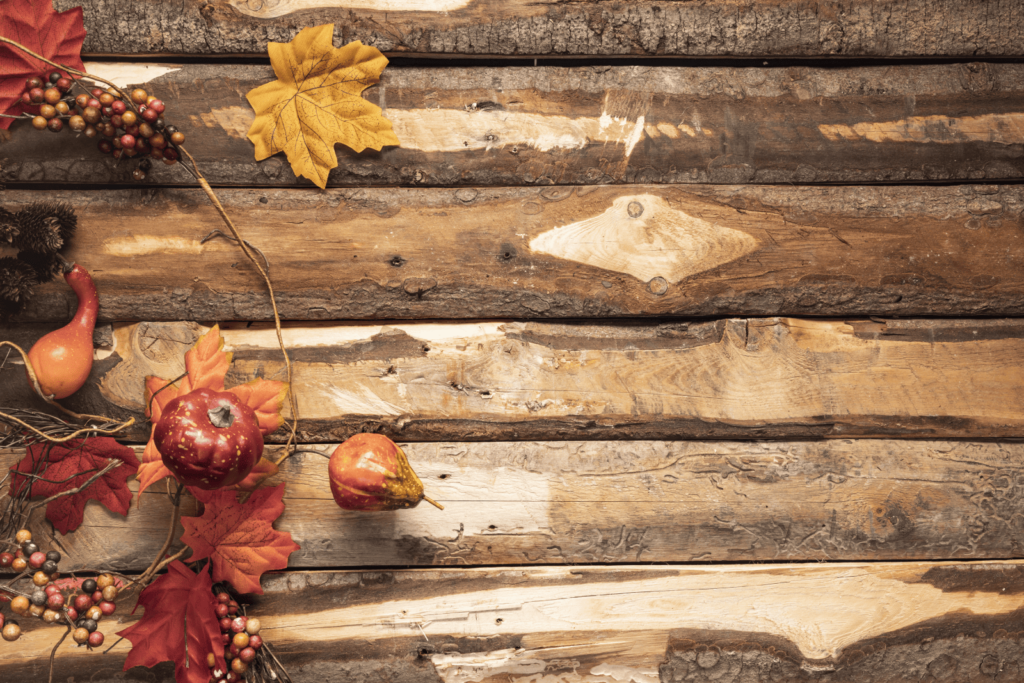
4;317;1024;442
4;439;1024;570
5;184;1024;322
4;62;1024;186
59;0;1024;58
4;562;1024;682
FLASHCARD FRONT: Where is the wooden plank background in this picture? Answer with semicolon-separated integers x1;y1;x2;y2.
4;62;1024;186
62;0;1024;58
3;1;1024;681
3;184;1024;322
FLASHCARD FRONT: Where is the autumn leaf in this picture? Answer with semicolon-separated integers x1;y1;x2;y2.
246;24;400;189
233;457;279;492
10;438;139;534
137;324;287;497
181;483;299;595
0;0;86;129
117;561;226;683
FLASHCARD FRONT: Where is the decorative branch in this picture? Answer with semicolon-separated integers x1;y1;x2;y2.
20;459;121;523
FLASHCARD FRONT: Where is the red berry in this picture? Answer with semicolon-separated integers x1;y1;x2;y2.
216;604;229;619
91;590;104;604
46;593;65;609
120;134;136;149
229;644;241;657
125;124;140;136
141;107;159;122
230;617;247;633
88;631;104;648
26;76;43;90
28;87;44;103
29;552;46;569
239;647;256;663
73;594;93;612
101;106;114;118
248;634;262;650
90;88;104;98
0;552;12;567
99;601;116;616
109;114;122;128
86;98;101;110
221;632;230;644
44;584;60;596
148;99;165;114
163;147;179;161
219;617;232;632
111;99;126;115
47;117;63;133
55;77;72;92
66;607;78;622
20;91;32;105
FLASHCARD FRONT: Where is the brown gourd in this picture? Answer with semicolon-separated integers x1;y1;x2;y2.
27;262;97;399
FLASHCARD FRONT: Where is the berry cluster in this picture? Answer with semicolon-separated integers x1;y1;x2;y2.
0;529;118;648
16;71;186;180
208;592;264;682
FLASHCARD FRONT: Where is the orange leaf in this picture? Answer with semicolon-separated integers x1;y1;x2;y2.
144;375;179;422
228;378;288;435
180;324;232;396
232;457;279;492
135;434;174;499
246;24;400;189
181;484;299;594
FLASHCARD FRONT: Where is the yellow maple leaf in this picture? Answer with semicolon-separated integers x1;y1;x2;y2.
246;24;399;189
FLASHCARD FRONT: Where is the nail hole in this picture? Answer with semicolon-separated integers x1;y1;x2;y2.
259;196;268;204
488;525;497;530
390;256;406;267
439;473;449;479
495;618;503;625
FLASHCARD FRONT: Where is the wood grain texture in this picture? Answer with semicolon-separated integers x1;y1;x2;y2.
5;317;1024;442
4;184;1023;322
4;562;1024;682
4;439;1024;570
56;0;1024;58
4;62;1024;186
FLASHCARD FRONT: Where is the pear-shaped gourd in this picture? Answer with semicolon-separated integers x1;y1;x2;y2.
27;263;97;399
328;433;443;511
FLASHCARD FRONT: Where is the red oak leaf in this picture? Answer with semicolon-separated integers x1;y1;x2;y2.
181;483;299;594
137;325;287;497
117;561;226;683
0;0;86;129
10;438;139;534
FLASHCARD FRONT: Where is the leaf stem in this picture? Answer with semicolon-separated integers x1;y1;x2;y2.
136;481;186;588
20;460;122;525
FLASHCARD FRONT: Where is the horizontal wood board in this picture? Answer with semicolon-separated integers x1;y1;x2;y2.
8;184;1024;323
4;62;1024;186
4;562;1024;682
3;439;1024;569
4;184;1024;322
5;317;1024;442
59;0;1024;58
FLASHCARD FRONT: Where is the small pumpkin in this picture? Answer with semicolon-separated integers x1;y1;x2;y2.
328;433;442;511
155;388;263;489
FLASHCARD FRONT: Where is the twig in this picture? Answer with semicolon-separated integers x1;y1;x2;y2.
0;37;134;105
200;229;271;274
47;625;71;683
177;146;299;464
20;460;122;522
136;481;186;588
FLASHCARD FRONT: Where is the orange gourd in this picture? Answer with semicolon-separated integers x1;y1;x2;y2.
27;263;97;399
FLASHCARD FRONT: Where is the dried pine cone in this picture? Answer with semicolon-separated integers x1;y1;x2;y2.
13;201;77;254
0;208;18;245
0;256;37;320
16;250;62;284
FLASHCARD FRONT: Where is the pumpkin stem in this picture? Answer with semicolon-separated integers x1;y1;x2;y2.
208;404;235;428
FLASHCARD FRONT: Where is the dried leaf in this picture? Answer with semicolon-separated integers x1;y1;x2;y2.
117;561;226;683
181;483;300;594
228;378;288;435
178;324;232;396
233;457;279;492
246;24;399;188
10;438;139;534
0;0;86;130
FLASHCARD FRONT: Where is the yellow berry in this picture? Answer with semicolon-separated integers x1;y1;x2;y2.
2;623;21;642
15;530;32;543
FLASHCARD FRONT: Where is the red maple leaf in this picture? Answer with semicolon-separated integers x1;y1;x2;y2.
117;561;226;683
137;325;288;497
0;0;86;130
10;438;140;534
181;483;300;595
